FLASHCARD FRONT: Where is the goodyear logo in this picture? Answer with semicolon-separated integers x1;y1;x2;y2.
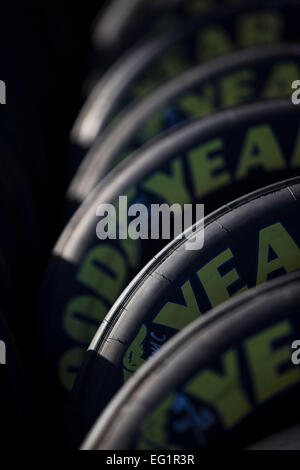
60;122;300;391
123;222;300;381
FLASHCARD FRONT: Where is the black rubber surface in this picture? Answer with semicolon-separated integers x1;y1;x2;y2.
0;4;104;449
249;425;300;449
70;0;300;173
39;100;300;419
81;270;300;449
65;176;300;447
0;4;102;248
0;50;51;238
0;137;39;287
0;142;44;386
68;43;300;210
0;302;25;448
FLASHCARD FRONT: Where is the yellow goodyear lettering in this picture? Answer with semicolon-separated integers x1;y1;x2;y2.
59;347;85;392
186;0;216;13
238;12;283;48
178;62;300;121
263;63;300;98
220;69;255;107
60;190;141;391
197;11;283;63
77;245;126;304
142;158;192;205
153;280;202;330
59;245;128;390
197;26;233;62
137;321;300;448
187;0;243;13
185;350;251;429
63;295;107;344
256;223;300;285
197;248;248;308
189;138;231;198
178;85;215;118
137;394;181;450
245;321;300;404
235;125;286;180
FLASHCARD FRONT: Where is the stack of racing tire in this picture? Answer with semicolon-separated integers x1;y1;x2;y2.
1;0;300;451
